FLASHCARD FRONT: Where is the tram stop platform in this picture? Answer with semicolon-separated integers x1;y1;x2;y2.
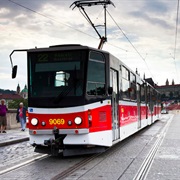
0;128;29;147
146;114;180;179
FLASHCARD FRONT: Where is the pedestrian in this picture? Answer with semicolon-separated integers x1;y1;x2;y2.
16;102;27;131
0;99;8;133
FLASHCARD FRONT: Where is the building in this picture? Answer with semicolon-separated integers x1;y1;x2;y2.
0;84;28;105
16;84;28;99
20;85;28;99
0;93;23;106
156;79;180;102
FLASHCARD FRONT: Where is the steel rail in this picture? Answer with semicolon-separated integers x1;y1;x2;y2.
0;137;29;147
0;154;49;175
133;115;174;180
51;129;141;180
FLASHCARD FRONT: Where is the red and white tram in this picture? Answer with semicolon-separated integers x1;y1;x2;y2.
11;44;161;156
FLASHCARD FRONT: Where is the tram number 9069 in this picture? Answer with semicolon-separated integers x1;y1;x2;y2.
49;118;65;125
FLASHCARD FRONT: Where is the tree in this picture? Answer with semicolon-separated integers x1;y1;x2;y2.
8;99;28;109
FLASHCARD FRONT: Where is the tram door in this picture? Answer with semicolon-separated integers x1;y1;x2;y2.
137;84;141;129
110;69;120;141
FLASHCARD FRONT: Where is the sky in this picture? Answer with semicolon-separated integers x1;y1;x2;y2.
0;0;180;91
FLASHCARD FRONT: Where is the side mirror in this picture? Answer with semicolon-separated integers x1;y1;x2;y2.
108;87;113;95
12;65;17;79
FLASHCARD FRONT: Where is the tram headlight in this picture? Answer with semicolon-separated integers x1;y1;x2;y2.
74;117;82;125
31;118;38;126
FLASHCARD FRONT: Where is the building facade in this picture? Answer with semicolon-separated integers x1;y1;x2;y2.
0;84;28;106
156;79;180;102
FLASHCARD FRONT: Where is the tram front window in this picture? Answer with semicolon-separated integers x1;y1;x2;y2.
28;51;85;98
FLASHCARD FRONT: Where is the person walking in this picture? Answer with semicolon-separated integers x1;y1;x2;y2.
0;99;8;133
16;102;27;131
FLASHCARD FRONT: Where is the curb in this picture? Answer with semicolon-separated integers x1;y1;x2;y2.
0;137;29;147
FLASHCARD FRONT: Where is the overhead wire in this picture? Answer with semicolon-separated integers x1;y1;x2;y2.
106;9;155;81
8;0;98;42
8;0;168;83
174;0;179;60
9;0;128;52
8;0;127;52
172;0;180;83
78;5;128;51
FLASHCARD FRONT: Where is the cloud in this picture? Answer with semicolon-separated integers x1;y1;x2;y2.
130;10;173;29
143;0;168;14
0;0;180;90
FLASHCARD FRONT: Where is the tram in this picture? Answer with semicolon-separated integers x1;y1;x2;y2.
10;44;161;156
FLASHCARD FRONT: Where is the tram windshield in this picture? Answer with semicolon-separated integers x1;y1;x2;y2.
28;50;86;98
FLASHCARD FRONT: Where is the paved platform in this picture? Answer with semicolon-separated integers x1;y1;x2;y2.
147;114;180;179
0;128;29;147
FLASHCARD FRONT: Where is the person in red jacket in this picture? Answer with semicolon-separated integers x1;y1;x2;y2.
16;102;27;131
0;99;8;133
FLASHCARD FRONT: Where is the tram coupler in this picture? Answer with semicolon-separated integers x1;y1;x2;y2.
53;126;59;139
43;127;66;155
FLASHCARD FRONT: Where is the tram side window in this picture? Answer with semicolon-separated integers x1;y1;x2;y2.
157;93;161;105
147;86;150;103
149;87;154;111
87;52;105;96
130;72;136;100
153;90;157;104
140;82;145;103
121;66;130;100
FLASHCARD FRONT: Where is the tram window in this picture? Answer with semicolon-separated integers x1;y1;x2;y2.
130;72;136;100
130;72;136;83
87;61;105;82
121;66;130;100
153;90;157;102
121;79;130;99
87;83;105;96
141;85;145;102
122;66;129;80
87;83;96;95
87;51;105;96
147;86;150;103
55;71;70;87
89;51;104;62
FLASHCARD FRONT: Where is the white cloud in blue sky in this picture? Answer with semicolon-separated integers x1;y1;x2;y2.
0;0;180;90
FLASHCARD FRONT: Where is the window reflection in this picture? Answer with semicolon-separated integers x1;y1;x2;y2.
87;51;105;96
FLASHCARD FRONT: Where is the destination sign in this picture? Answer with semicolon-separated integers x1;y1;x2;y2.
31;51;84;63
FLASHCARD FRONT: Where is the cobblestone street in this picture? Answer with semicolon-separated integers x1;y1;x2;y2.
0;141;41;173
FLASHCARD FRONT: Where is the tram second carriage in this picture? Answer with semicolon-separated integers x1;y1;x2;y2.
22;44;161;156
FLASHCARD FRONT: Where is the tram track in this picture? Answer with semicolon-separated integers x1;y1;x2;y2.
133;115;173;180
51;117;173;180
51;128;148;180
0;153;49;176
0;137;29;147
51;153;101;180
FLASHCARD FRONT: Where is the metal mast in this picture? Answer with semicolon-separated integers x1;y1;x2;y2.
70;0;115;49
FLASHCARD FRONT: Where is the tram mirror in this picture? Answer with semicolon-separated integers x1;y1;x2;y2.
108;87;113;95
12;65;17;79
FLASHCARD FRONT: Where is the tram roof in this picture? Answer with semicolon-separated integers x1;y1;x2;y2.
27;44;109;54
